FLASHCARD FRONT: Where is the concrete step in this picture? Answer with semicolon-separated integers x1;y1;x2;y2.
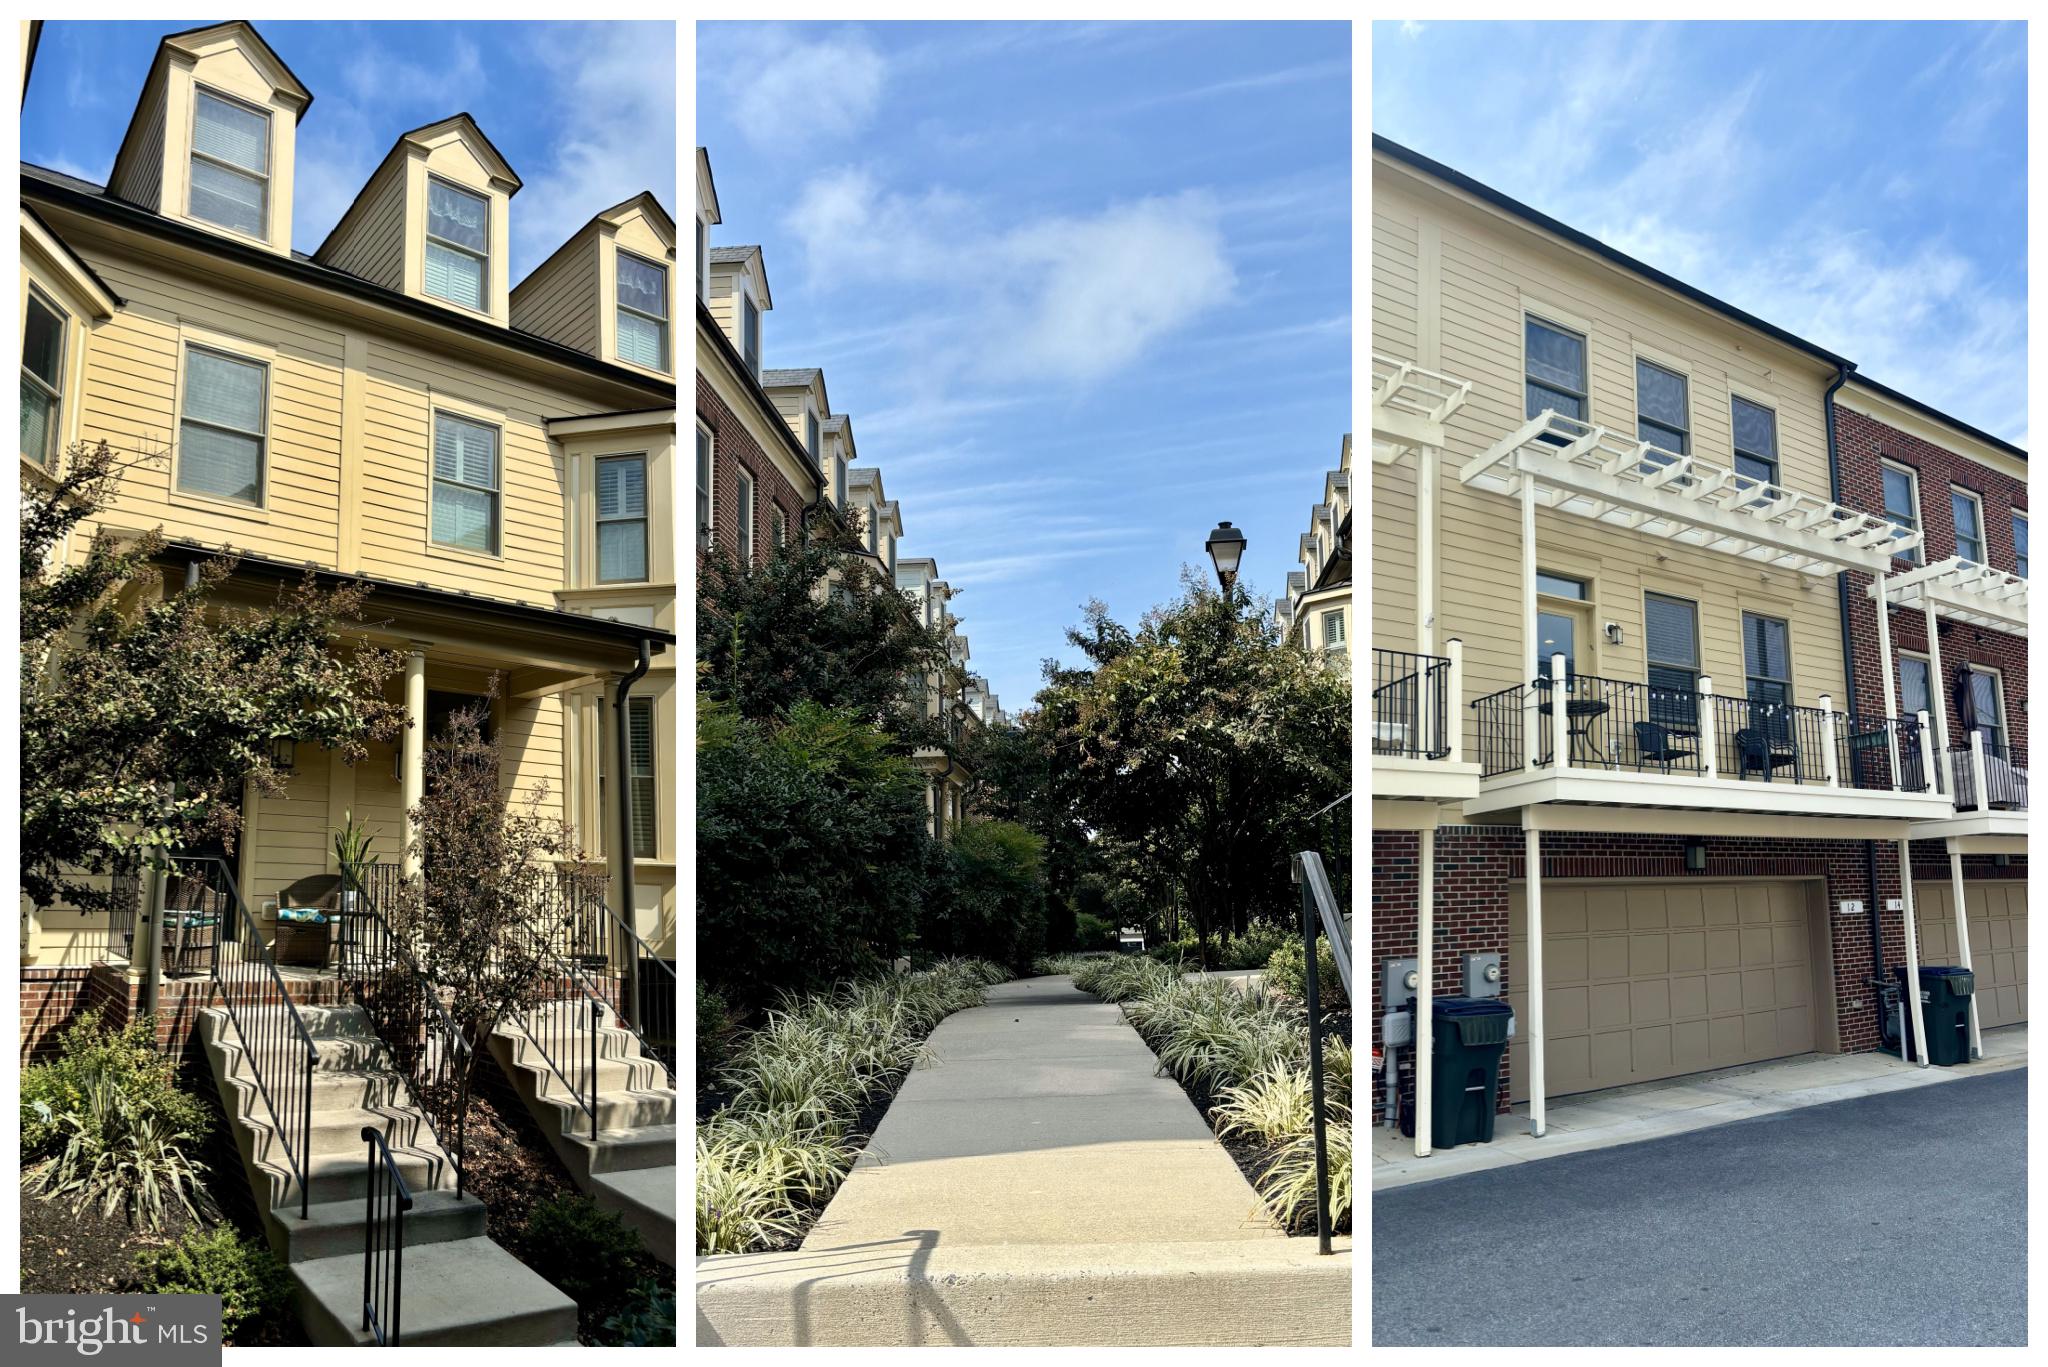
279;1189;487;1262
292;1237;580;1346
569;1122;677;1175
505;1047;652;1098
302;1104;441;1157
591;1166;676;1268
297;1142;456;1207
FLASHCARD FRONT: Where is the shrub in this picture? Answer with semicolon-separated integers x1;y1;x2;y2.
22;1009;209;1161
1253;1105;1353;1233
920;820;1047;970
26;1033;211;1230
697;981;734;1078
600;1279;676;1346
1263;936;1349;1015
521;1195;647;1331
1073;912;1118;951
1219;921;1291;970
134;1227;291;1345
1211;1065;1315;1144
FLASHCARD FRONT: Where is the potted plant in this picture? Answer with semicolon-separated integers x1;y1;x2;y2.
333;811;376;908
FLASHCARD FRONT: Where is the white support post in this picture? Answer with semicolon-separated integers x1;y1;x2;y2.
1698;675;1717;779
401;646;427;878
1820;694;1839;787
1874;588;1903;782
1521;475;1540;769
1898;840;1929;1069
1918;711;1937;797
1446;638;1465;765
1415;826;1435;1159
1525;826;1546;1137
1922;599;1952;793
1550;653;1571;773
1969;730;1990;811
1419;445;1438;657
1947;840;1982;1059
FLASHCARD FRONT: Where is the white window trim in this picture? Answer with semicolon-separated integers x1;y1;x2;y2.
1633;354;1692;457
2011;509;2027;577
1950;484;1987;565
626;694;658;860
695;420;715;551
614;246;669;373
21;283;68;468
423;174;492;316
740;291;762;376
735;465;756;564
427;404;505;560
1968;663;2008;741
1522;311;1590;426
172;336;272;513
1881;458;1923;564
594;451;650;584
186;83;272;242
1897;648;1932;721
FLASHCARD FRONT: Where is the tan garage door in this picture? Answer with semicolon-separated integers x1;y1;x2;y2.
1915;881;2027;1028
1506;881;1821;1102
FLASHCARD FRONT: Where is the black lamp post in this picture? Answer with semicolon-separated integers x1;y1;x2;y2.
1205;520;1246;593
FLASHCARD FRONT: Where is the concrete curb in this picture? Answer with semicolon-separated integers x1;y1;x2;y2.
695;1236;1352;1347
1372;1049;2028;1192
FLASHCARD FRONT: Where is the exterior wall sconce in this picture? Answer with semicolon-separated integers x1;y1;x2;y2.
1684;838;1707;872
1604;622;1623;646
271;736;296;772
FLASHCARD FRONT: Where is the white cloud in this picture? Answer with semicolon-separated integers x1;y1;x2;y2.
785;168;1234;387
708;26;885;151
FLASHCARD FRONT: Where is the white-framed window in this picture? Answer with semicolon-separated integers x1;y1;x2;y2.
2015;511;2028;578
1731;395;1778;495
1899;652;1931;724
695;218;707;302
771;504;787;549
805;409;819;467
430;411;500;553
832;448;846;509
189;87;269;238
595;453;648;583
177;344;268;505
1952;486;1986;565
21;285;67;467
615;250;668;371
1321;608;1346;653
741;294;761;374
424;177;490;312
627;695;657;858
1644;591;1701;728
1881;460;1921;564
1963;664;2006;756
865;506;878;556
695;422;714;551
1525;315;1587;443
735;466;755;564
1635;358;1689;467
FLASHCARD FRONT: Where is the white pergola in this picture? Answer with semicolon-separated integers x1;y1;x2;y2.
1870;556;2029;1063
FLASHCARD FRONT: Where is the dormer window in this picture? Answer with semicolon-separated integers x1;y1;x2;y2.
742;295;761;374
189;88;271;238
425;178;491;312
615;250;668;371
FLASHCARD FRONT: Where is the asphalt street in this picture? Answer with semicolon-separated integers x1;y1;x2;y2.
1373;1068;2027;1345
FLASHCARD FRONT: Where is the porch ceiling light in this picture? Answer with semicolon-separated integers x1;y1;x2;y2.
1206;520;1246;591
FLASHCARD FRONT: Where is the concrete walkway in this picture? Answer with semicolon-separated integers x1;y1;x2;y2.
1373;1023;2027;1190
805;975;1281;1247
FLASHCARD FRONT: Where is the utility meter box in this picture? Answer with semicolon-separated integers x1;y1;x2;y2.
1382;957;1419;1008
1381;1009;1413;1047
1462;952;1503;999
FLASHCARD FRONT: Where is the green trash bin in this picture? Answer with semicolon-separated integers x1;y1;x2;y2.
1417;996;1514;1149
1898;965;1974;1066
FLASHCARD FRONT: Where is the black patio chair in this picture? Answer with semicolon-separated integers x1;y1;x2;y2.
1734;727;1797;779
1633;721;1697;774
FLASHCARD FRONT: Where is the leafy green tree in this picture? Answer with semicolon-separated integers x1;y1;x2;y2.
20;440;407;911
697;502;951;742
923;820;1047;970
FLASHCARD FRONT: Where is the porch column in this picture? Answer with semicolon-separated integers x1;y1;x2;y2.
1521;474;1539;768
1873;585;1903;783
1946;839;1981;1059
1897;839;1929;1068
401;647;427;877
1414;825;1434;1158
1922;599;1952;791
1525;825;1546;1137
1418;445;1437;656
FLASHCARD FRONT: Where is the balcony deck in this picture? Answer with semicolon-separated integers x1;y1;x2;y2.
1372;645;1480;810
1908;743;2029;843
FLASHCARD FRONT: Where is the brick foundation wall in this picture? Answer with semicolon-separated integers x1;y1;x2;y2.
696;372;809;576
1369;825;2026;1127
1834;406;2026;758
18;963;349;1066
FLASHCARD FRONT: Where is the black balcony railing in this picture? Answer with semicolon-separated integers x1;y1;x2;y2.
1372;648;1451;759
1950;740;2029;812
360;1125;412;1347
1471;673;1931;793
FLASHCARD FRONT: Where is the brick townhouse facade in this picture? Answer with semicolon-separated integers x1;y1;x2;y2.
1369;135;2025;1151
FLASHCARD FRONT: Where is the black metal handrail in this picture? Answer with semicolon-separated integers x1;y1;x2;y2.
1294;846;1350;1259
360;1126;412;1347
1471;673;1930;793
339;865;473;1199
185;855;318;1220
1372;648;1451;759
1950;740;2029;812
553;873;676;1085
505;881;609;1143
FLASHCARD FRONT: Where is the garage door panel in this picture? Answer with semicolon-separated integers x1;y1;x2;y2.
1914;880;2026;1030
1510;880;1821;1102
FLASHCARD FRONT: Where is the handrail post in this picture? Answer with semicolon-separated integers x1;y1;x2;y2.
590;996;602;1142
1298;865;1331;1256
1697;676;1717;779
1819;695;1839;786
1446;638;1465;764
1549;653;1570;772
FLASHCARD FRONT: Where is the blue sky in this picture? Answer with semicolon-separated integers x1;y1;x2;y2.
698;21;1351;712
22;20;676;280
1374;20;2026;449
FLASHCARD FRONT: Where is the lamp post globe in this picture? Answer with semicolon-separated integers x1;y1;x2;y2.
1205;520;1246;592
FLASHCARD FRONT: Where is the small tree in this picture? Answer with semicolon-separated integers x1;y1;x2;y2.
382;700;577;1139
21;439;406;910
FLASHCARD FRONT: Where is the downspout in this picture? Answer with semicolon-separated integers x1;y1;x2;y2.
612;638;652;1022
1823;362;1888;1037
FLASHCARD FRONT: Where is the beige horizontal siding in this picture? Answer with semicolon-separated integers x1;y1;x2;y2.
510;234;599;356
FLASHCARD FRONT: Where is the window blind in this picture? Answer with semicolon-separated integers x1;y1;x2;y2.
190;93;267;236
617;312;664;369
189;158;265;236
1644;595;1698;669
179;348;265;502
431;414;498;552
194;92;268;171
425;243;486;311
21;378;53;466
628;697;657;857
597;455;648;582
